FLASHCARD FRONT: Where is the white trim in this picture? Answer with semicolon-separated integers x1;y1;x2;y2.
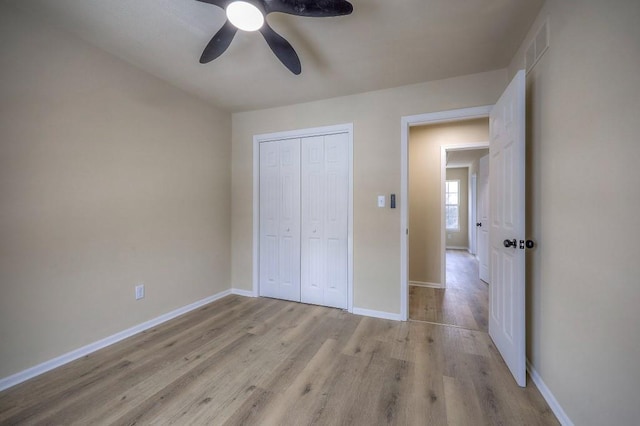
252;136;260;298
445;246;469;250
352;307;402;321
527;360;574;426
409;281;443;289
0;290;235;392
251;123;351;143
231;288;255;298
400;117;409;320
469;173;477;255
347;126;354;313
401;106;492;321
252;123;354;312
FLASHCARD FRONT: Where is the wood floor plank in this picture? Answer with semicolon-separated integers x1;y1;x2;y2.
406;322;449;425
443;375;486;426
257;338;341;425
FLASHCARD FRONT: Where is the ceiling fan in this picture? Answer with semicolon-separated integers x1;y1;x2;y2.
195;0;353;74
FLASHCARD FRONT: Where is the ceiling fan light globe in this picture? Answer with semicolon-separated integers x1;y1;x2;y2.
226;1;264;32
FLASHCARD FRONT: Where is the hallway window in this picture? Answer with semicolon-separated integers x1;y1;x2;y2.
446;179;460;230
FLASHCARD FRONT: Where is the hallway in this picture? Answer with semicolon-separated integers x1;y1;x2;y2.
409;250;488;331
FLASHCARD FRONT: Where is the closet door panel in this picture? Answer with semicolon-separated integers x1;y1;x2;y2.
301;133;348;309
259;141;280;298
259;138;300;302
278;138;301;302
301;136;324;305
323;133;349;309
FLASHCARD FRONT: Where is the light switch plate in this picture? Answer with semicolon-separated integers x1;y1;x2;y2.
377;195;385;208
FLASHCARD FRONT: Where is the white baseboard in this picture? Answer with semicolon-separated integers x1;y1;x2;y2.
352;307;402;321
0;289;234;392
527;359;573;426
409;281;443;289
446;246;469;250
231;288;255;297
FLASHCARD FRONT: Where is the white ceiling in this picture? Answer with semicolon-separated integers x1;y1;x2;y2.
7;0;544;112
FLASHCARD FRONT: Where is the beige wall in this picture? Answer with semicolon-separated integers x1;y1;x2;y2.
232;73;505;313
0;6;232;378
408;120;488;285
445;168;468;248
509;0;640;424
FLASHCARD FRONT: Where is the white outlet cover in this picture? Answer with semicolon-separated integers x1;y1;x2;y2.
377;195;385;207
135;284;145;300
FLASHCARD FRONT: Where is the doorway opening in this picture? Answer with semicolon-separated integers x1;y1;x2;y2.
400;106;491;322
406;120;489;328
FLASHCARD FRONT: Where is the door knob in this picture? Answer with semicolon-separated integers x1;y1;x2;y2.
518;239;536;249
503;238;517;248
476;222;482;227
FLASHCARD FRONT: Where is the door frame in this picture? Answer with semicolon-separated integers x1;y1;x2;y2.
252;123;354;313
400;106;491;320
441;143;489;287
469;172;477;256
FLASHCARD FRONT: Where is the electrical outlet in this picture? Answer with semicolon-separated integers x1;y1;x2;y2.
135;284;145;300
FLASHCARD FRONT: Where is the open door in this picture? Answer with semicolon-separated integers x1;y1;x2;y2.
477;154;490;283
488;70;526;387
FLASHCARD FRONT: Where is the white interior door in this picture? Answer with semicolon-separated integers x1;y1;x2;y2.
259;138;301;302
469;174;477;255
488;70;526;387
301;133;348;309
478;154;490;283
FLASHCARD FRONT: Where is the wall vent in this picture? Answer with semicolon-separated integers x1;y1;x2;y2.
525;18;550;74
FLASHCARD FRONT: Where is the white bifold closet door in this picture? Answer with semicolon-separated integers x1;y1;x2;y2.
301;133;348;309
259;132;348;309
259;138;301;302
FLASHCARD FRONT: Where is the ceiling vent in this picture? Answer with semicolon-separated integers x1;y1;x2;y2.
525;18;549;74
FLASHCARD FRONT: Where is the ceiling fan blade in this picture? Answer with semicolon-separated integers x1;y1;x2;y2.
259;24;301;74
263;0;353;17
200;20;238;63
194;0;232;9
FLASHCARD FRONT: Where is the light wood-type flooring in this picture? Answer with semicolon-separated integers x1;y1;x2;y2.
0;291;557;424
410;250;489;331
